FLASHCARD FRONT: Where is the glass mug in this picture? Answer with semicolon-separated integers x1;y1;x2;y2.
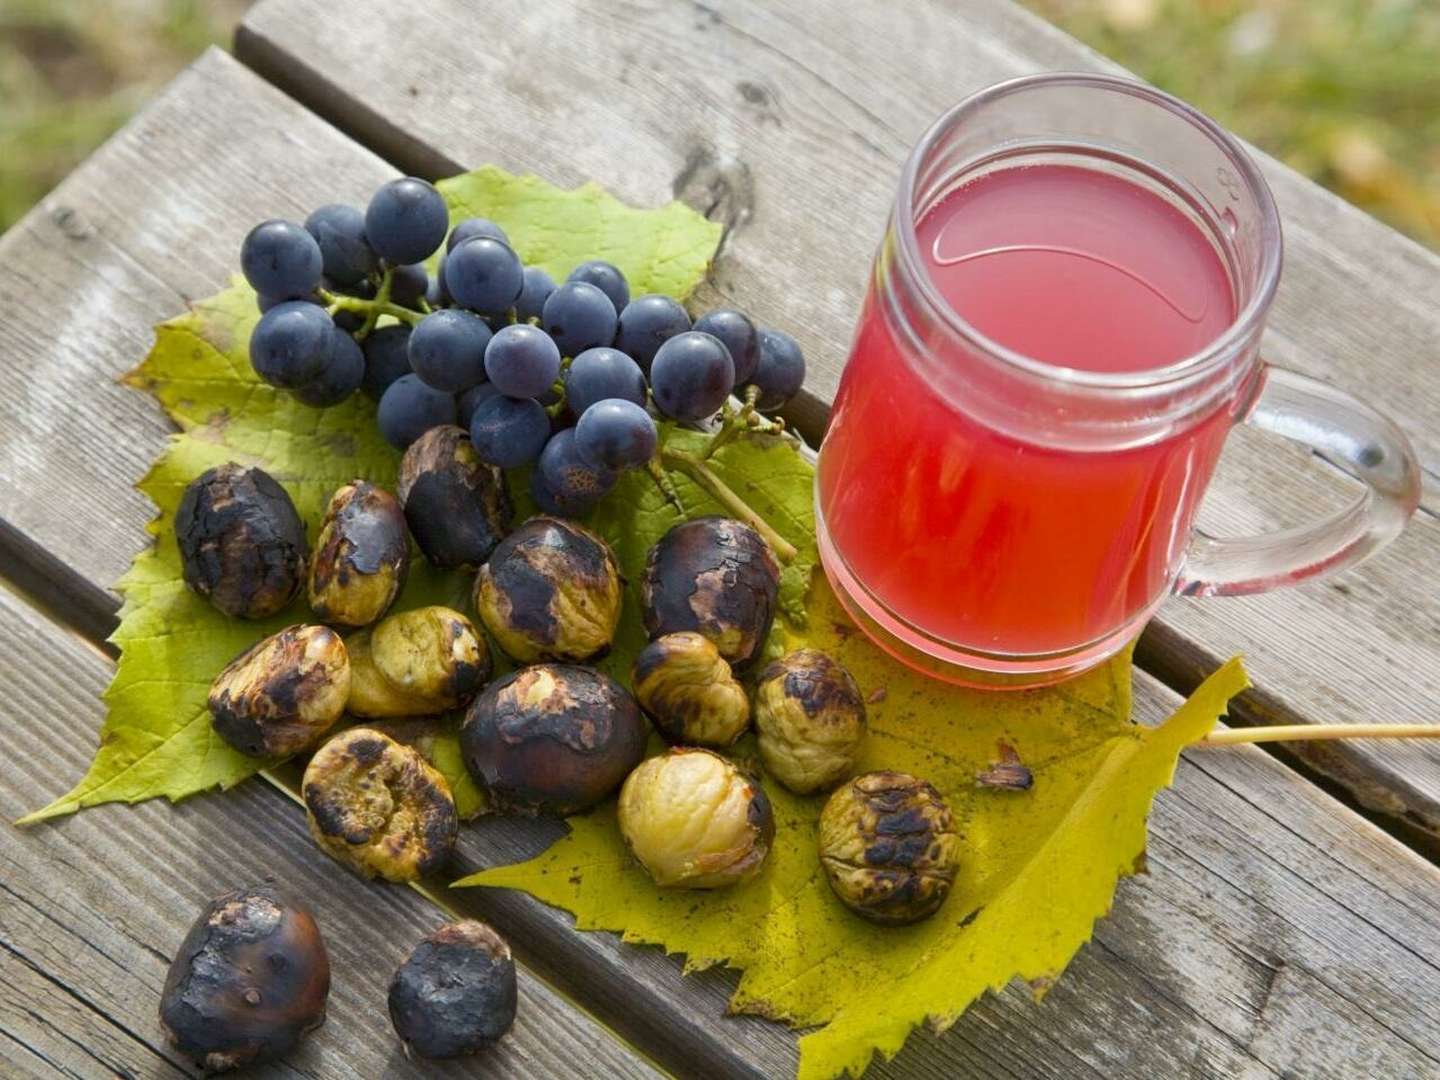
815;73;1421;688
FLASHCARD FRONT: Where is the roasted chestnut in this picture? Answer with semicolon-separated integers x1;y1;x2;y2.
618;748;774;889
461;664;647;816
346;606;490;717
640;516;780;668
474;515;623;663
176;463;307;618
388;921;517;1060
632;632;750;747
818;771;960;926
754;649;866;794
307;480;409;626
397;425;511;569
159;882;330;1072
302;726;458;881
208;625;350;757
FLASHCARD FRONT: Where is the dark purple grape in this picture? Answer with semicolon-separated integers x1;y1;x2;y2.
427;253;450;307
515;266;556;323
332;308;365;334
457;382;500;429
294;328;365;407
445;236;525;315
693;309;760;385
539;428;617;507
650;331;735;421
365;177;449;265
304;204;376;287
470;395;550;468
360;324;413;398
389;264;429;309
615;295;691;372
541;281;617;357
575;399;657;469
242;220;323;299
409;309;492;392
567;260;629;315
257;290;321;313
448;217;510;252
377;373;457;449
565;348;647;415
484;324;561;399
250;300;334;388
749;329;806;412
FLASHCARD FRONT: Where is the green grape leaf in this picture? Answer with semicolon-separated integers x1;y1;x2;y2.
19;167;723;823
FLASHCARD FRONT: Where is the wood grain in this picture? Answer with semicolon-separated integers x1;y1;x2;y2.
233;0;1440;837
1;42;1439;1079
0;583;660;1080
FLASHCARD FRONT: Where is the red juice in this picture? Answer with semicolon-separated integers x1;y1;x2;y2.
817;164;1240;661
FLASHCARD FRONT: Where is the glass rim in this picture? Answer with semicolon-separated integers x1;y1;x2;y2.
895;71;1283;391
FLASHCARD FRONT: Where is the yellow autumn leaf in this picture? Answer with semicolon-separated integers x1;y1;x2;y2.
460;575;1248;1079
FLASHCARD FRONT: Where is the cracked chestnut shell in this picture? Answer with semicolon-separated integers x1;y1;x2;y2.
818;771;960;926
346;606;490;718
474;515;623;664
632;632;750;747
618;748;774;889
754;649;866;794
307;480;409;627
302;726;458;881
398;425;512;570
461;664;647;816
176;463;307;619
640;516;780;668
388;921;517;1060
208;624;350;757
159;883;330;1072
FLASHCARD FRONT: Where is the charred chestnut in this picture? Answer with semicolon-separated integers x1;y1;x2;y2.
632;632;750;747
818;771;960;926
159;883;330;1072
461;664;647;816
302;726;458;881
754;649;866;794
176;463;307;619
388;921;517;1060
346;606;490;717
474;515;623;663
640;517;780;668
307;480;409;626
397;425;511;569
618;748;774;889
209;625;350;757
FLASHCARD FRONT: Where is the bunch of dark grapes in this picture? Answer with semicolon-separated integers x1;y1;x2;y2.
241;176;805;517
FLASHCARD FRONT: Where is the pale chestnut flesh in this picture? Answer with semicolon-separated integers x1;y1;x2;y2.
208;624;350;758
346;605;490;717
632;631;750;747
754;649;866;794
308;480;409;627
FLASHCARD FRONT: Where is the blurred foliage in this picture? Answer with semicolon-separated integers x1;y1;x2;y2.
0;0;245;232
0;0;1436;249
1024;0;1440;247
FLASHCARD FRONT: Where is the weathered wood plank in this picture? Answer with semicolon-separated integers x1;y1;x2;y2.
0;584;661;1080
2;42;1439;1079
232;0;1440;837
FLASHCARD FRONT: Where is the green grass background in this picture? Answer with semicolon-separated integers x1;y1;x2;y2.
0;0;1436;249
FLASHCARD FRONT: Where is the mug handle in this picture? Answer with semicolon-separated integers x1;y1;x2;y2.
1174;365;1422;598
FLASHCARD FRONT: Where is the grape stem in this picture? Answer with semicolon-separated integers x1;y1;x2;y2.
320;267;425;337
646;457;684;512
1195;723;1440;747
701;385;793;460
660;447;799;563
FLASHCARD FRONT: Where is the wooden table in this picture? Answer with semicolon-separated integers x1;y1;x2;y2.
3;2;1439;1076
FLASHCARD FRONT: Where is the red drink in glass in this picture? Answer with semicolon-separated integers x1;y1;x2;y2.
815;75;1419;687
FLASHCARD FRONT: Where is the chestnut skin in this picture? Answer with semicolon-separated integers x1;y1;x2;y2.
176;463;307;619
388;921;517;1060
818;771;961;926
640;516;780;668
397;425;511;570
461;664;648;816
303;727;458;881
754;649;866;794
474;515;623;664
159;883;330;1072
208;624;350;757
307;480;409;626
